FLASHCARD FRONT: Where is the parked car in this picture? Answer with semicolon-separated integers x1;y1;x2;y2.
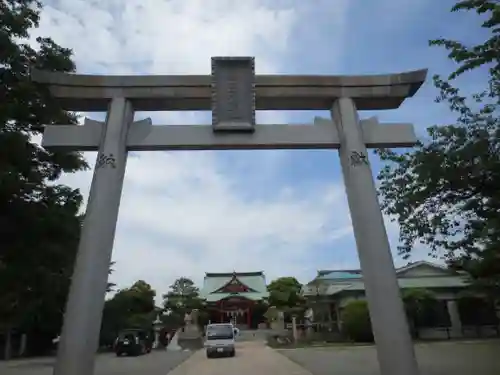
204;323;237;358
114;329;153;356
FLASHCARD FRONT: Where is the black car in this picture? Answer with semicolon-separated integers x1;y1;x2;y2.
114;329;153;356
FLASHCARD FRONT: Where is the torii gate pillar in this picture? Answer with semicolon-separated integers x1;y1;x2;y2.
52;98;134;375
332;97;418;375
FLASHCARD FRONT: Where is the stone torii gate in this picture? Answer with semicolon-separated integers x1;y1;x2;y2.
32;57;426;375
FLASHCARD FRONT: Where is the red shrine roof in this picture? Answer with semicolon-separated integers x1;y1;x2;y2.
200;271;269;302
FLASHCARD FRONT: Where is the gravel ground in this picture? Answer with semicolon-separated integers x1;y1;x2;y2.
277;340;500;375
0;350;193;375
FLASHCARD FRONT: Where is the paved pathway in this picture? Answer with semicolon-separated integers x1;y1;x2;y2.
279;340;500;375
0;350;192;375
4;340;498;375
167;341;312;375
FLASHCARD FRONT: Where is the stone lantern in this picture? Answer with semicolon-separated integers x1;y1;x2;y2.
152;314;163;349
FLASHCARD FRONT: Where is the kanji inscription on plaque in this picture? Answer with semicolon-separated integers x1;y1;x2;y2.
211;56;255;132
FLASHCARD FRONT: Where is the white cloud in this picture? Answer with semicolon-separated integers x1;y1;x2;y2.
33;0;367;302
37;0;297;75
62;149;353;300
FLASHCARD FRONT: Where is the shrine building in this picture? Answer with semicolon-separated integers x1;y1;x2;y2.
200;271;269;329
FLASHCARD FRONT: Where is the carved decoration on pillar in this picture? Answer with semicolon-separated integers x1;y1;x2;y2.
96;153;117;169
350;151;369;167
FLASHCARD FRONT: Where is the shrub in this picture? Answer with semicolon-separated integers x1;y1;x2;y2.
341;300;374;342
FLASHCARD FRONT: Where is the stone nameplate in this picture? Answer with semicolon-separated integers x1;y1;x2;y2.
211;56;255;132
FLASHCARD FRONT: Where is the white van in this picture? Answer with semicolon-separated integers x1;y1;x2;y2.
204;323;237;358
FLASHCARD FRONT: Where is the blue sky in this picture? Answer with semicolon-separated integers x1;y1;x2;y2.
34;0;487;299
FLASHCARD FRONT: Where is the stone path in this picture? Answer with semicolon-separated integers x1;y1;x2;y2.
167;341;312;375
0;351;193;375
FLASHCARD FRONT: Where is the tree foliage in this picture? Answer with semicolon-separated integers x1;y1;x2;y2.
162;277;201;310
161;277;204;327
431;0;499;79
0;0;88;358
341;300;374;342
376;0;500;297
100;280;157;347
267;277;304;309
401;288;437;337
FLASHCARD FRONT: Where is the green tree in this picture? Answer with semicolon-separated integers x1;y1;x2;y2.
376;0;500;298
341;300;373;342
161;277;204;328
100;280;157;347
267;277;304;309
162;277;202;310
0;0;88;358
124;280;156;314
401;288;437;338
